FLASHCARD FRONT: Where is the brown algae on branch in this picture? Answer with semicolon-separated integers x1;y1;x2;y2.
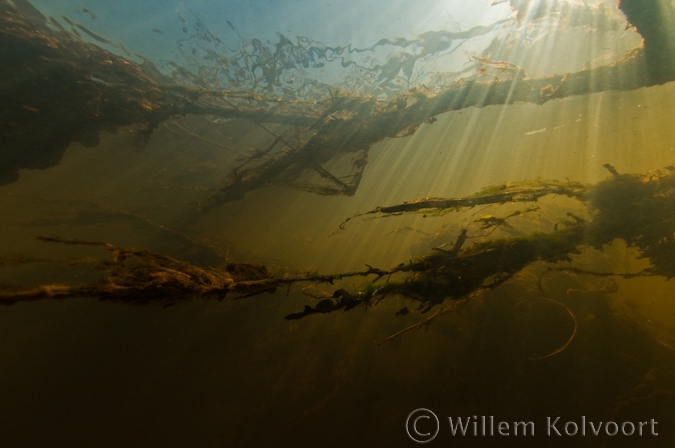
333;179;588;234
3;167;675;349
0;237;391;306
3;0;671;200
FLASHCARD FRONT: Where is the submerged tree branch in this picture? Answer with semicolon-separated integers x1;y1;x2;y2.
2;167;675;352
3;0;675;204
334;180;587;233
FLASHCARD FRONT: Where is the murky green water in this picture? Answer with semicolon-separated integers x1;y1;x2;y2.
2;0;675;446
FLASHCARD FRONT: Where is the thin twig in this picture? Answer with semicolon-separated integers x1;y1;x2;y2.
164;121;233;150
377;297;471;345
528;298;577;360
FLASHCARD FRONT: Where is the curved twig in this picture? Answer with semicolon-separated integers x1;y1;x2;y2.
527;298;578;361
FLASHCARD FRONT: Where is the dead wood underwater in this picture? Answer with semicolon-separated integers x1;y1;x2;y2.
3;166;675;337
4;0;675;205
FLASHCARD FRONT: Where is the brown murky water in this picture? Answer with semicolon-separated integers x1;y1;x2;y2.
3;1;675;446
2;83;675;447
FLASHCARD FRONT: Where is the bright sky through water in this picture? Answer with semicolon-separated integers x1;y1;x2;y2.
26;0;632;101
30;0;512;61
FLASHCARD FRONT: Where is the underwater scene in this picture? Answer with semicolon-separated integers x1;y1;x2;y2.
2;0;675;446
